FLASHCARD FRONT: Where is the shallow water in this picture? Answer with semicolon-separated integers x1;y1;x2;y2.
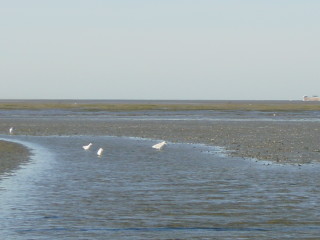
1;135;320;239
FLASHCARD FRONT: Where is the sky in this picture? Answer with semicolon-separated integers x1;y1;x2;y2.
1;0;319;100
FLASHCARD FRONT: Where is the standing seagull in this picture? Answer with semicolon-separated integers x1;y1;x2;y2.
82;143;93;150
97;148;104;157
152;141;167;150
9;127;13;135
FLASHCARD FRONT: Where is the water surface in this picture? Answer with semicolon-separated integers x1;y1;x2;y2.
0;135;319;239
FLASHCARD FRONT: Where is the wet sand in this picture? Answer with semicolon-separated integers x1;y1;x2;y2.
0;140;31;175
1;118;319;164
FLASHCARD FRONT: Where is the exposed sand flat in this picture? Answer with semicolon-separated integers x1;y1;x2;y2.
1;118;319;164
0;140;30;175
1;100;319;166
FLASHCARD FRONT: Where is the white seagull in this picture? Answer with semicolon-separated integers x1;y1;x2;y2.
82;143;93;150
152;141;167;150
97;148;104;157
9;127;13;135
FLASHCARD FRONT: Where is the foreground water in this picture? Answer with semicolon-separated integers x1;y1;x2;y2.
0;134;320;239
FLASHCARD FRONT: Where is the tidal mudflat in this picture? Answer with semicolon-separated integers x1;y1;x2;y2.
0;140;30;175
1;100;319;164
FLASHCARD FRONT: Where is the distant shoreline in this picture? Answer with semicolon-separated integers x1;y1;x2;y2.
0;100;319;112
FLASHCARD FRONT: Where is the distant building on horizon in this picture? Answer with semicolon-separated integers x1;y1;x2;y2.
303;95;320;101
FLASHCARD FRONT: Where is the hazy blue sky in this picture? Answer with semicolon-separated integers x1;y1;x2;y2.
1;0;319;100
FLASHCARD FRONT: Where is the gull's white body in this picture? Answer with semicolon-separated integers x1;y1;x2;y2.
97;148;104;157
82;143;92;150
152;141;167;150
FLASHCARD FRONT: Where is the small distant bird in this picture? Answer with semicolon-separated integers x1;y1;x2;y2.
9;127;13;135
97;148;104;157
152;141;167;150
82;143;92;150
